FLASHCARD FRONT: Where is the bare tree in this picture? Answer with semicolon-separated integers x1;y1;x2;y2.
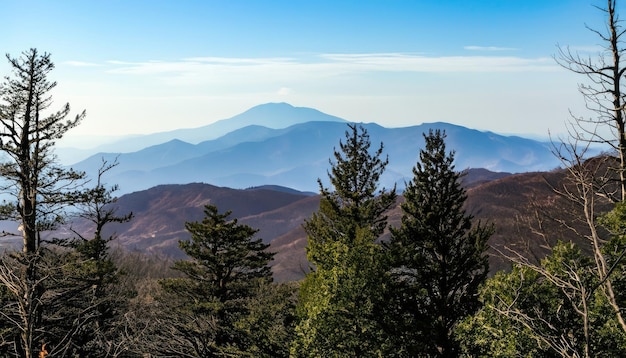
42;159;134;357
494;243;595;358
486;2;626;355
549;0;626;335
555;0;626;200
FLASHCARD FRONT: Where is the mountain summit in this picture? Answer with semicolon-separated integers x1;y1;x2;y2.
81;103;346;154
219;102;346;128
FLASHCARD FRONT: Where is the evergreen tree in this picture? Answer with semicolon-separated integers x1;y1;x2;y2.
0;48;86;358
157;204;274;357
386;129;492;357
292;123;396;357
0;48;85;254
237;281;298;357
47;159;134;357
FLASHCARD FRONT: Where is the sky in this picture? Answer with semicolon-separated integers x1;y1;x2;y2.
0;0;617;146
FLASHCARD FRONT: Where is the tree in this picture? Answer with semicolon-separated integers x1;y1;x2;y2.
103;252;178;357
0;160;134;357
0;49;85;358
551;0;626;335
45;159;134;357
236;281;298;357
456;266;558;358
156;204;275;357
0;48;85;253
292;123;397;357
385;129;492;357
460;241;626;357
487;2;626;350
555;0;626;200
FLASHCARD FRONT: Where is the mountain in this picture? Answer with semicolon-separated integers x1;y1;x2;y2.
58;166;598;283
67;102;347;156
70;119;560;195
270;167;597;282
63;171;505;281
67;183;316;258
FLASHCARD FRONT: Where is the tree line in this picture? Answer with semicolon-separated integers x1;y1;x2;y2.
2;1;626;356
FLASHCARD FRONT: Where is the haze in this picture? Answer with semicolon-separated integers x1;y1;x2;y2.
1;0;612;146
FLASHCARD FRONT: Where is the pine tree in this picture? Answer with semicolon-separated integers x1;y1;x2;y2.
387;129;492;357
0;48;85;254
157;204;274;356
0;49;86;358
47;159;134;356
292;123;396;357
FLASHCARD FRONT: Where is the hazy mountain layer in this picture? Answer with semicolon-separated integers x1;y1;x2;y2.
58;102;347;159
68;103;560;194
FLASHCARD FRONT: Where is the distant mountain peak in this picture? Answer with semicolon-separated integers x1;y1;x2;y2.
247;102;294;110
72;102;347;156
223;102;346;127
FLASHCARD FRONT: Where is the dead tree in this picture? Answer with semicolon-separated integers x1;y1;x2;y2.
491;2;626;354
556;0;626;201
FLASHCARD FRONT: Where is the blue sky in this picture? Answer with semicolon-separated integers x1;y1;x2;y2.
1;0;615;145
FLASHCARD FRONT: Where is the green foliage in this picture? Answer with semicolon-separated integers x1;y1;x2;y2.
157;204;276;356
457;266;556;357
237;281;298;357
293;229;390;357
321;123;396;238
175;205;273;301
0;48;86;253
460;241;626;357
600;201;626;294
293;124;396;357
385;129;492;356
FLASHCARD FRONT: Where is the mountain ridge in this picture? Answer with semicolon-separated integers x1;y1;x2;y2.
58;166;585;283
69;117;560;195
61;102;347;157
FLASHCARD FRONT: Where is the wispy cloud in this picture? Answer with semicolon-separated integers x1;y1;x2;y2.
107;57;297;73
464;46;518;52
319;53;556;72
104;52;559;83
184;57;296;65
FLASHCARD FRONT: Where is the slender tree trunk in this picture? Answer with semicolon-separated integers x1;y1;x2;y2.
585;188;626;332
20;51;36;254
607;0;626;200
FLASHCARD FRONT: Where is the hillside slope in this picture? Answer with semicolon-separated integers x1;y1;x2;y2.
64;169;517;280
61;165;605;282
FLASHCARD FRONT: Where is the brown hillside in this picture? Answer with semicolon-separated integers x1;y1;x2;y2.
79;183;313;257
66;166;609;283
270;226;310;282
270;167;607;281
465;169;569;272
